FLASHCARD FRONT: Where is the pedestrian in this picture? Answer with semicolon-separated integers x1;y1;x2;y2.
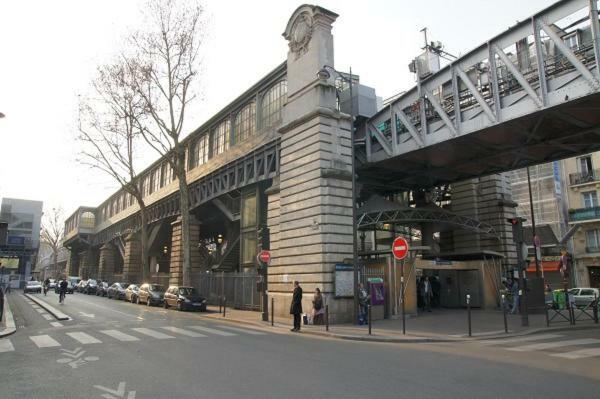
431;276;441;308
422;276;433;312
290;281;303;332
510;278;519;314
0;283;4;321
312;288;325;325
358;283;369;325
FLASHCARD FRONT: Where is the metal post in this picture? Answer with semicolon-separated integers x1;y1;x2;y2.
349;66;359;326
593;293;598;324
502;294;508;333
368;304;372;335
223;297;226;317
325;304;329;332
467;294;472;337
526;167;541;277
516;242;529;327
401;259;406;335
545;301;550;327
219;294;222;314
271;297;274;326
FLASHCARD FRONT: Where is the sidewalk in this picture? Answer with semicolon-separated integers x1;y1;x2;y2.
202;305;600;343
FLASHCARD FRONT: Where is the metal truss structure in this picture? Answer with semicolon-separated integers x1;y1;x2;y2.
92;141;279;246
357;207;498;237
360;0;600;190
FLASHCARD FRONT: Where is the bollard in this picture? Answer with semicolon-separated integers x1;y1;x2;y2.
271;297;274;327
467;294;472;337
325;304;329;332
368;304;372;335
223;297;226;317
219;295;222;314
545;302;550;327
401;275;406;335
502;294;508;333
594;294;599;324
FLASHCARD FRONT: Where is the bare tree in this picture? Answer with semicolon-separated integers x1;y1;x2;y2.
125;0;205;286
78;60;151;282
41;207;65;278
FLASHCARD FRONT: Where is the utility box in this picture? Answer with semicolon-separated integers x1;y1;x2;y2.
339;84;378;119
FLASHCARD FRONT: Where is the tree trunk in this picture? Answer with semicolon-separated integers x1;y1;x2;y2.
139;202;149;282
53;251;58;279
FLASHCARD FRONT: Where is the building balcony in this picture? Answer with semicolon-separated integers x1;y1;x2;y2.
569;206;600;222
569;169;600;186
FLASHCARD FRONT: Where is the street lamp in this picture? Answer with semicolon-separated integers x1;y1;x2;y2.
317;65;359;324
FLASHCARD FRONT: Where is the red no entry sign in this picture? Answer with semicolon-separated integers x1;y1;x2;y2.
392;237;409;260
258;250;271;265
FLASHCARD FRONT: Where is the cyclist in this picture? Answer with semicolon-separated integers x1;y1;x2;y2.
43;277;51;296
58;278;68;304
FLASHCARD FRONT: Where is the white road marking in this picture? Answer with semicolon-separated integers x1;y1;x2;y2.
217;325;266;335
131;328;175;339
50;322;63;328
41;314;53;320
551;347;600;359
507;338;600;352
100;330;140;342
0;339;15;353
479;334;564;346
31;305;41;309
35;308;45;314
161;326;206;337
30;335;61;348
188;325;237;336
66;332;102;345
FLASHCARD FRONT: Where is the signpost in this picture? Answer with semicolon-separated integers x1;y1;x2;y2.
392;237;409;334
257;250;271;322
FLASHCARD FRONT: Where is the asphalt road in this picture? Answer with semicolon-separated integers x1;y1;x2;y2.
1;291;598;399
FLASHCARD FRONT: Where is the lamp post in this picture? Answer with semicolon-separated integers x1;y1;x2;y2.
317;65;359;324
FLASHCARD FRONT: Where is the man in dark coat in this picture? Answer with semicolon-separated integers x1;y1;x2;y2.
290;281;303;332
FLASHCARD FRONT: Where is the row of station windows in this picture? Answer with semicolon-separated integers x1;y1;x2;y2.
94;80;287;224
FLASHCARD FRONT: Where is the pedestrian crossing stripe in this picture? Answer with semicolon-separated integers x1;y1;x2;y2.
507;338;600;352
99;330;140;342
131;327;175;339
66;332;102;345
30;335;61;348
479;334;564;346
0;339;15;353
551;347;600;359
217;325;266;335
160;326;206;338
188;325;237;336
41;314;53;320
50;322;63;328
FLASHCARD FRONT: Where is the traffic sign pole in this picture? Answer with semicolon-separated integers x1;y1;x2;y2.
392;237;409;335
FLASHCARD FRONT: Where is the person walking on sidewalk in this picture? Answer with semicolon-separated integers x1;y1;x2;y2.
422;276;433;312
312;288;324;325
290;281;303;332
510;278;520;314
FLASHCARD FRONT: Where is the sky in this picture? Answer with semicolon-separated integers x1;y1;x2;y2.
0;0;552;220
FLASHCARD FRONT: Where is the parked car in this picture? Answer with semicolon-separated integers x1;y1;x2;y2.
75;280;87;293
83;279;99;295
124;284;140;303
137;283;164;306
96;282;109;297
47;279;56;289
24;281;42;294
107;282;129;300
568;287;600;307
163;286;207;311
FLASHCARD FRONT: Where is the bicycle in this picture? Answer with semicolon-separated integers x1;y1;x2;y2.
59;290;66;304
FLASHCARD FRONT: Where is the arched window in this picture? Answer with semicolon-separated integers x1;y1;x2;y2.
211;119;230;156
261;80;287;129
80;212;95;229
234;102;256;145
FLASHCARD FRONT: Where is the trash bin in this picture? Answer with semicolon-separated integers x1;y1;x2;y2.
553;290;566;310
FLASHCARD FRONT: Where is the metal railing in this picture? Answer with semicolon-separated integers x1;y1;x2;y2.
569;169;600;185
192;272;261;311
569;206;600;222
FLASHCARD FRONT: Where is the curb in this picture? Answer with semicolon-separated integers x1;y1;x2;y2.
23;294;71;321
0;299;16;338
202;312;600;344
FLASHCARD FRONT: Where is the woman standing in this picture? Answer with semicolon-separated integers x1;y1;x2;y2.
312;288;325;325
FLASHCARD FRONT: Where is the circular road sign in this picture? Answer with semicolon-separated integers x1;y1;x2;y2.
258;250;271;265
392;237;409;260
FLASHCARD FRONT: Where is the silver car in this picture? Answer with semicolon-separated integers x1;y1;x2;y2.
568;287;600;307
24;281;42;294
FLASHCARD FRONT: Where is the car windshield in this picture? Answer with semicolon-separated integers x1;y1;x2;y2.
179;288;197;296
27;281;39;286
149;285;163;292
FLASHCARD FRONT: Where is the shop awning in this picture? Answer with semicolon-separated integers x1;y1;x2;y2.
526;261;559;273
